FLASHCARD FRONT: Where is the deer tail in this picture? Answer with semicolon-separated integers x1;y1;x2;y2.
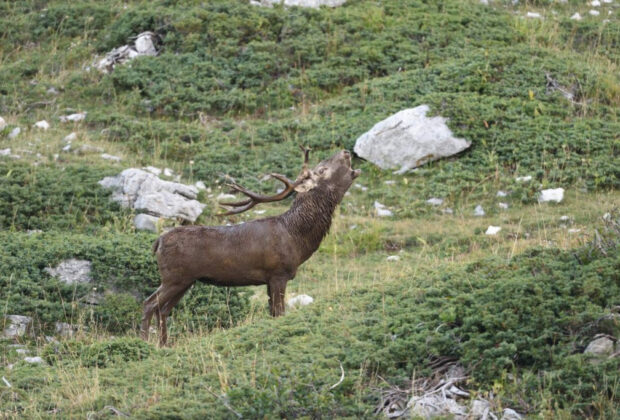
152;237;162;254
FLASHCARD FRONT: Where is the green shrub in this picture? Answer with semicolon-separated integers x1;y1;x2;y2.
0;162;125;232
92;293;142;334
81;337;153;367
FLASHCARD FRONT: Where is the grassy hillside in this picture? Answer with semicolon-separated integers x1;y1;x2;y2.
0;0;619;418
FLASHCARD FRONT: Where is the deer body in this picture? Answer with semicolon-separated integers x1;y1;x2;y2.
142;149;359;345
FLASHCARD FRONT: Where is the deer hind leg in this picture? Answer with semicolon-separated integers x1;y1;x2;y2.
141;286;162;340
141;283;191;346
157;285;192;346
267;278;288;317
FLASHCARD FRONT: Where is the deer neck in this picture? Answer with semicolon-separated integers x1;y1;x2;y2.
280;188;339;260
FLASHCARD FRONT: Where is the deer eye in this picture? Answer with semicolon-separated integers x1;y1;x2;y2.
317;167;326;175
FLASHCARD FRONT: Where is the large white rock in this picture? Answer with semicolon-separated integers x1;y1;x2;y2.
538;188;564;203
254;0;346;7
45;259;92;285
354;105;471;174
3;315;32;339
99;168;205;222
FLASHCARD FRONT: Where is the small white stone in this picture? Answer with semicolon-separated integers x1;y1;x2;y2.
386;255;400;261
485;226;502;235
287;294;314;308
0;148;11;156
568;228;581;233
253;210;266;215
591;0;601;6
62;144;71;152
8;127;21;139
59;112;86;123
570;12;582;20
163;168;175;177
374;201;393;217
538;188;564;203
496;190;508;197
354;183;368;192
498;202;509;209
24;357;44;364
64;132;77;142
101;153;122;162
442;207;453;215
501;408;523;420
526;12;541;18
34;120;50;130
384;180;396;185
559;215;571;222
0;116;6;130
589;9;600;15
426;197;444;206
474;205;485;216
515;175;532;182
195;181;206;190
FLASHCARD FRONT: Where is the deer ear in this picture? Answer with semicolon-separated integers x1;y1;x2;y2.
294;177;317;193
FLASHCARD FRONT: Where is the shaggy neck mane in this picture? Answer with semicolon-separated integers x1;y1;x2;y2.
280;187;340;258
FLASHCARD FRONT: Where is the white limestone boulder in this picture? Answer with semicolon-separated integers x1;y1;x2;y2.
354;105;471;174
99;168;205;222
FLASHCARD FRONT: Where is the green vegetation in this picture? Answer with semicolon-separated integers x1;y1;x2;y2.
0;0;618;418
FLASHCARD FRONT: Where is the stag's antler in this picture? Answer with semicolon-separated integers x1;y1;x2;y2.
218;146;311;216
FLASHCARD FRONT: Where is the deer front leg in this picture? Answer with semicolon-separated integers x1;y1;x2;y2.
267;279;288;317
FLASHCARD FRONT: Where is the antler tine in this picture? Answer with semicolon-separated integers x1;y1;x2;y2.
217;147;312;217
217;174;299;216
297;145;311;181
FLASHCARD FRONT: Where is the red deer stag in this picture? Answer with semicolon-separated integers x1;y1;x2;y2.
141;147;361;345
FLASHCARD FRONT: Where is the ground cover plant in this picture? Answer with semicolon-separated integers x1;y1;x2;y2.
0;0;619;417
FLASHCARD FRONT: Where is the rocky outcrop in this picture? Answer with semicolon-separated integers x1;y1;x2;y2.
99;168;206;222
354;105;471;174
96;32;158;73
